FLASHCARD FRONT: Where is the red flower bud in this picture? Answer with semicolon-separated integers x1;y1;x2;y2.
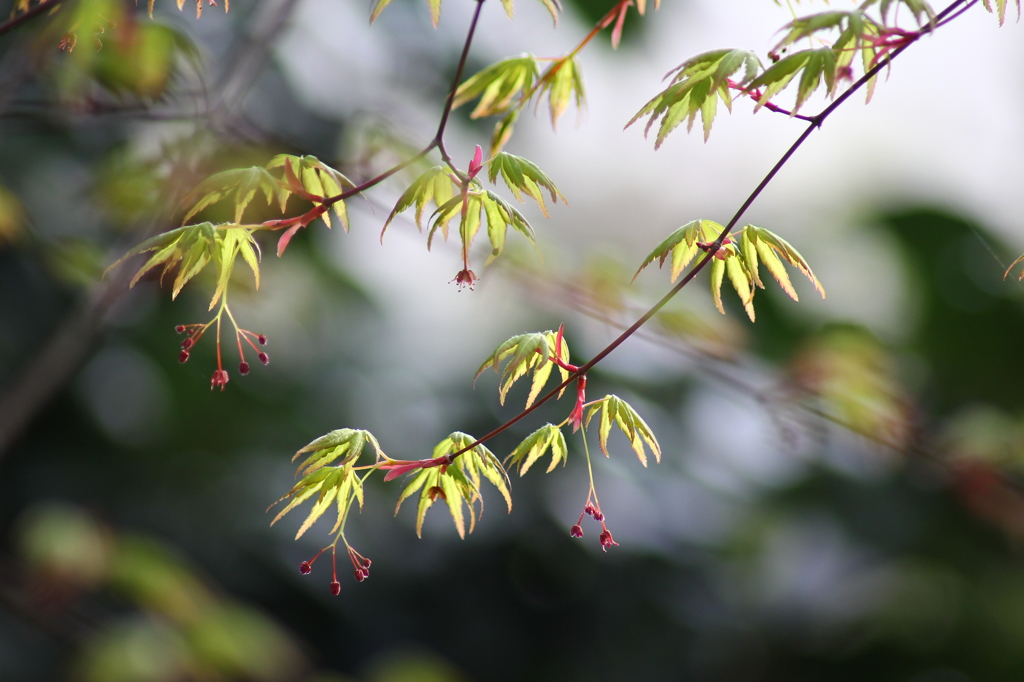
179;350;190;363
354;568;367;582
258;352;269;365
181;338;194;350
599;530;619;552
258;334;268;345
299;561;311;575
329;581;341;596
239;362;250;375
570;525;584;538
175;325;186;333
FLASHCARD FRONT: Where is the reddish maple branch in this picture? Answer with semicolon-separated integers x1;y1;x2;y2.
435;0;976;467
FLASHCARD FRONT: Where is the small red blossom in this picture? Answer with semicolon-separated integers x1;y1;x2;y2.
298;561;312;575
427;485;446;502
599;529;618;552
181;337;194;350
179;350;190;364
258;334;268;345
329;581;341;596
451;268;478;291
570;524;584;538
239;361;250;375
210;369;229;391
175;325;186;333
258;352;269;365
354;568;368;582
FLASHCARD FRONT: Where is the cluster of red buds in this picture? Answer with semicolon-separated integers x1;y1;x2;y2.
570;499;618;552
175;323;269;391
298;544;372;596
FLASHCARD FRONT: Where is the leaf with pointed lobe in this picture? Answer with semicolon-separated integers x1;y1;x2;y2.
487;152;566;217
292;428;384;477
269;463;363;540
627;49;759;148
507;424;568;475
535;56;586;128
584;395;661;466
475;330;570;407
453;55;540;119
738;224;824;301
180;167;280;225
745;47;837;115
393;433;510;538
382;165;458;237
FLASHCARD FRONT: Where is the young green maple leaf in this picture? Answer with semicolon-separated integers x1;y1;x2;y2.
269;428;382;540
453;55;540;119
744;47;837;115
270;464;364;539
381;165;458;237
635;220;823;322
627;49;759;148
393;433;511;538
507;423;568;475
180;167;281;225
475;330;570;407
107;223;260;308
291;428;384;477
981;0;1022;24
584;395;661;467
265;155;354;231
535;56;586;129
487;152;566;218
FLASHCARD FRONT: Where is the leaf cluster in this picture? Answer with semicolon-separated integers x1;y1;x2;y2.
507;423;568;475
454;54;585;152
107;223;260;308
270;430;383;540
585;395;661;466
475;330;570;407
627;49;759;148
635;220;824;322
394;433;511;538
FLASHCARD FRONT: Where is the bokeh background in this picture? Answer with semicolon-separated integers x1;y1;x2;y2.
2;0;1024;680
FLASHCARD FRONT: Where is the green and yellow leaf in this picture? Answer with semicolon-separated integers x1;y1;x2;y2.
584;395;661;466
393;433;511;538
487;152;566;217
507;423;568;475
475;330;570;407
627;49;759;148
453;55;540;119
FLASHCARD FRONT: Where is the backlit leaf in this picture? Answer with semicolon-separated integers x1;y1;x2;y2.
584;395;661;466
507;423;568;475
627;49;759;148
